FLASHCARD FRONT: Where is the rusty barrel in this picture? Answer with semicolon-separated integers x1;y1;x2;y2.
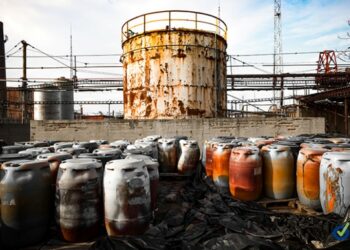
296;148;329;209
320;152;350;216
104;159;151;236
229;147;262;201
134;140;158;160
0;160;51;248
178;139;200;174
204;137;236;178
125;155;159;211
212;143;235;191
158;138;177;173
261;145;295;199
56;158;103;242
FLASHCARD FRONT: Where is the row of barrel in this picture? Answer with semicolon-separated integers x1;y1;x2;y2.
0;135;201;248
203;136;350;217
0;135;200;174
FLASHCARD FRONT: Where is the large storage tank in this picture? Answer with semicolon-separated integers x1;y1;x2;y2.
121;10;227;119
34;77;74;120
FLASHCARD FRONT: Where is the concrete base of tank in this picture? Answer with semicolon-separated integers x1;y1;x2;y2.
30;117;325;148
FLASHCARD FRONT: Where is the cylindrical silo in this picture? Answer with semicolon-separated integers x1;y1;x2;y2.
121;10;227;119
34;78;74;120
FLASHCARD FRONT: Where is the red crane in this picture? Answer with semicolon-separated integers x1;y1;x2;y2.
317;50;338;74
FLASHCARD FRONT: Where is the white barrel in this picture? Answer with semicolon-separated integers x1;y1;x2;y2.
178;139;200;174
104;159;151;236
320;152;350;216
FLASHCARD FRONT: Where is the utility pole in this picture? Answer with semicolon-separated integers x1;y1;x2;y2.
21;40;28;123
273;0;283;107
0;22;7;119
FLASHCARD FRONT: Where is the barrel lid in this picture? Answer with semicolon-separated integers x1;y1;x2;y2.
322;151;350;161
231;146;260;154
93;148;122;156
158;138;176;143
261;144;291;152
37;152;72;161
89;139;109;145
60;158;102;170
106;158;144;170
179;139;199;147
125;154;159;168
1;159;49;170
0;153;31;163
299;147;329;156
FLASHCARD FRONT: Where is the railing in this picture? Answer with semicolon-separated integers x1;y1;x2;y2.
121;10;227;43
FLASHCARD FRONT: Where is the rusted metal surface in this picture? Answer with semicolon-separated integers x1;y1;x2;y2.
320;152;350;216
122;11;227;119
158;138;178;173
0;160;51;248
125;154;159;211
296;148;328;209
104;159;151;236
177;139;200;174
229;147;262;201
56;158;103;242
6;88;34;121
212;143;235;191
261;145;295;199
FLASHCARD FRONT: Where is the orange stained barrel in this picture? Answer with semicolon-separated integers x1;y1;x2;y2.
296;148;329;209
205;140;216;178
212;143;235;191
229;147;262;201
261;145;295;199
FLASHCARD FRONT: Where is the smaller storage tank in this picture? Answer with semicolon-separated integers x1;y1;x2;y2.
212;143;235;191
320;152;350;216
177;139;200;174
104;159;151;235
56;158;103;242
0;160;51;248
261;145;295;199
296;148;328;209
229;147;262;201
34;78;74;120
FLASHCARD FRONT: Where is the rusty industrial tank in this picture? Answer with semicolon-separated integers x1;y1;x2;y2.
177;139;200;174
158;138;177;173
296;148;329;209
121;10;227;119
320;152;350;216
0;160;51;248
229;147;262;201
125;154;159;210
212;143;235;191
261;145;295;199
104;159;151;235
56;158;103;242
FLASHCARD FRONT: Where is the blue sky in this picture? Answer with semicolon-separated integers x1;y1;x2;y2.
0;0;349;113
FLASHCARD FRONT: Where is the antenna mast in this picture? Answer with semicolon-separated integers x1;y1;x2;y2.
273;0;283;105
70;25;73;79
